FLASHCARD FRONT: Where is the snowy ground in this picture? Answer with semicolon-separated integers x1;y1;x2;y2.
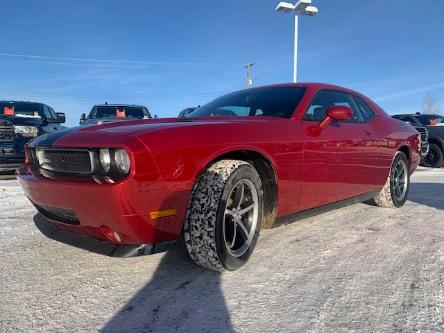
0;168;443;333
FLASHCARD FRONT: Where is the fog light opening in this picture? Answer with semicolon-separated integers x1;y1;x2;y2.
99;226;122;243
104;176;115;184
113;231;121;243
92;175;102;184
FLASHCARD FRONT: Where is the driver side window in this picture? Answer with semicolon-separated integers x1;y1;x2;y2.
48;107;57;119
304;90;364;123
43;106;54;119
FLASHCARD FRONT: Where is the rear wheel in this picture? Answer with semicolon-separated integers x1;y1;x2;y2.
184;160;263;271
373;151;410;208
422;143;444;168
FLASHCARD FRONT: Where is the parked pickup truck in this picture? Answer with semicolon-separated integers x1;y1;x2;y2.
80;104;151;125
392;116;429;161
0;101;65;171
393;113;444;167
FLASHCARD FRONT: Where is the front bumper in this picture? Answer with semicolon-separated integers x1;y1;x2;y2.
0;160;23;171
17;167;190;247
34;212;177;257
0;140;26;171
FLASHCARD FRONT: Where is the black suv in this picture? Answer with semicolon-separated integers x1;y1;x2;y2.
80;104;151;125
393;113;444;167
0;101;66;171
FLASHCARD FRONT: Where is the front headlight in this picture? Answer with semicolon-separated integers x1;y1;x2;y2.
14;126;39;138
99;149;111;173
114;149;131;175
97;148;131;176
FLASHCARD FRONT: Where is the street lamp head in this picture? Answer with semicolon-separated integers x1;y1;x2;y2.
276;2;296;12
294;0;312;10
276;1;318;15
300;5;318;16
274;0;319;83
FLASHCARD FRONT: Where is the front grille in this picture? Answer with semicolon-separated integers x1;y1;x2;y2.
0;121;15;142
35;203;80;225
35;149;93;174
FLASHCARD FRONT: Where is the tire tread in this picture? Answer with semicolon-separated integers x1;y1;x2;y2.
184;160;251;271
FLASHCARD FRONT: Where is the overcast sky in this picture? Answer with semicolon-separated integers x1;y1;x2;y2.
0;0;443;125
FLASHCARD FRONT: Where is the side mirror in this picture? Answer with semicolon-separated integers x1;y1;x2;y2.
306;106;353;137
327;106;353;121
79;113;86;125
55;112;66;124
319;106;352;128
154;114;158;119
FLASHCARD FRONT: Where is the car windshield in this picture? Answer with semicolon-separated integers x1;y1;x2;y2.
0;102;42;118
90;106;149;119
417;115;444;126
189;86;307;118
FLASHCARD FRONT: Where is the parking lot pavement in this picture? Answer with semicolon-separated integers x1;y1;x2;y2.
0;169;443;333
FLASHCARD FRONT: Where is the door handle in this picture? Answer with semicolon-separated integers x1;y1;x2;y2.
364;130;372;136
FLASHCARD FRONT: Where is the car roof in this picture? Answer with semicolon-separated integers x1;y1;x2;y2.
0;100;45;105
92;104;147;108
237;82;368;96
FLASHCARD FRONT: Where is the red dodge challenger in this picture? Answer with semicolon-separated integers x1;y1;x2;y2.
17;83;421;271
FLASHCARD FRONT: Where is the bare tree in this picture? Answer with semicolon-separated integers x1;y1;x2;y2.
420;92;441;114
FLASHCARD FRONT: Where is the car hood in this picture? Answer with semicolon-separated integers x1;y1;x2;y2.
83;117;141;125
77;117;278;136
29;117;281;148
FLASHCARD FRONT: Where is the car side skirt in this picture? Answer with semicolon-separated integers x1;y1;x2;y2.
273;190;381;227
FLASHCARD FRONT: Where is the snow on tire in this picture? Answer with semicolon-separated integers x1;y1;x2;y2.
373;151;410;208
184;159;263;271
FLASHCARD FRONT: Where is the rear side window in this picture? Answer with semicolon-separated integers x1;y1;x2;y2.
400;116;419;124
304;90;364;123
417;115;444;126
353;96;376;121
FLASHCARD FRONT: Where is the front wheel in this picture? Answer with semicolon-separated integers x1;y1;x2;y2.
373;151;410;208
184;160;263;271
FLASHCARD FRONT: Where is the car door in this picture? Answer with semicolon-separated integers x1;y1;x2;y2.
300;90;380;210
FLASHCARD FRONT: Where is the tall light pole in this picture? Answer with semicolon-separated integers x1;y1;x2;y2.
276;1;319;83
245;63;254;88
